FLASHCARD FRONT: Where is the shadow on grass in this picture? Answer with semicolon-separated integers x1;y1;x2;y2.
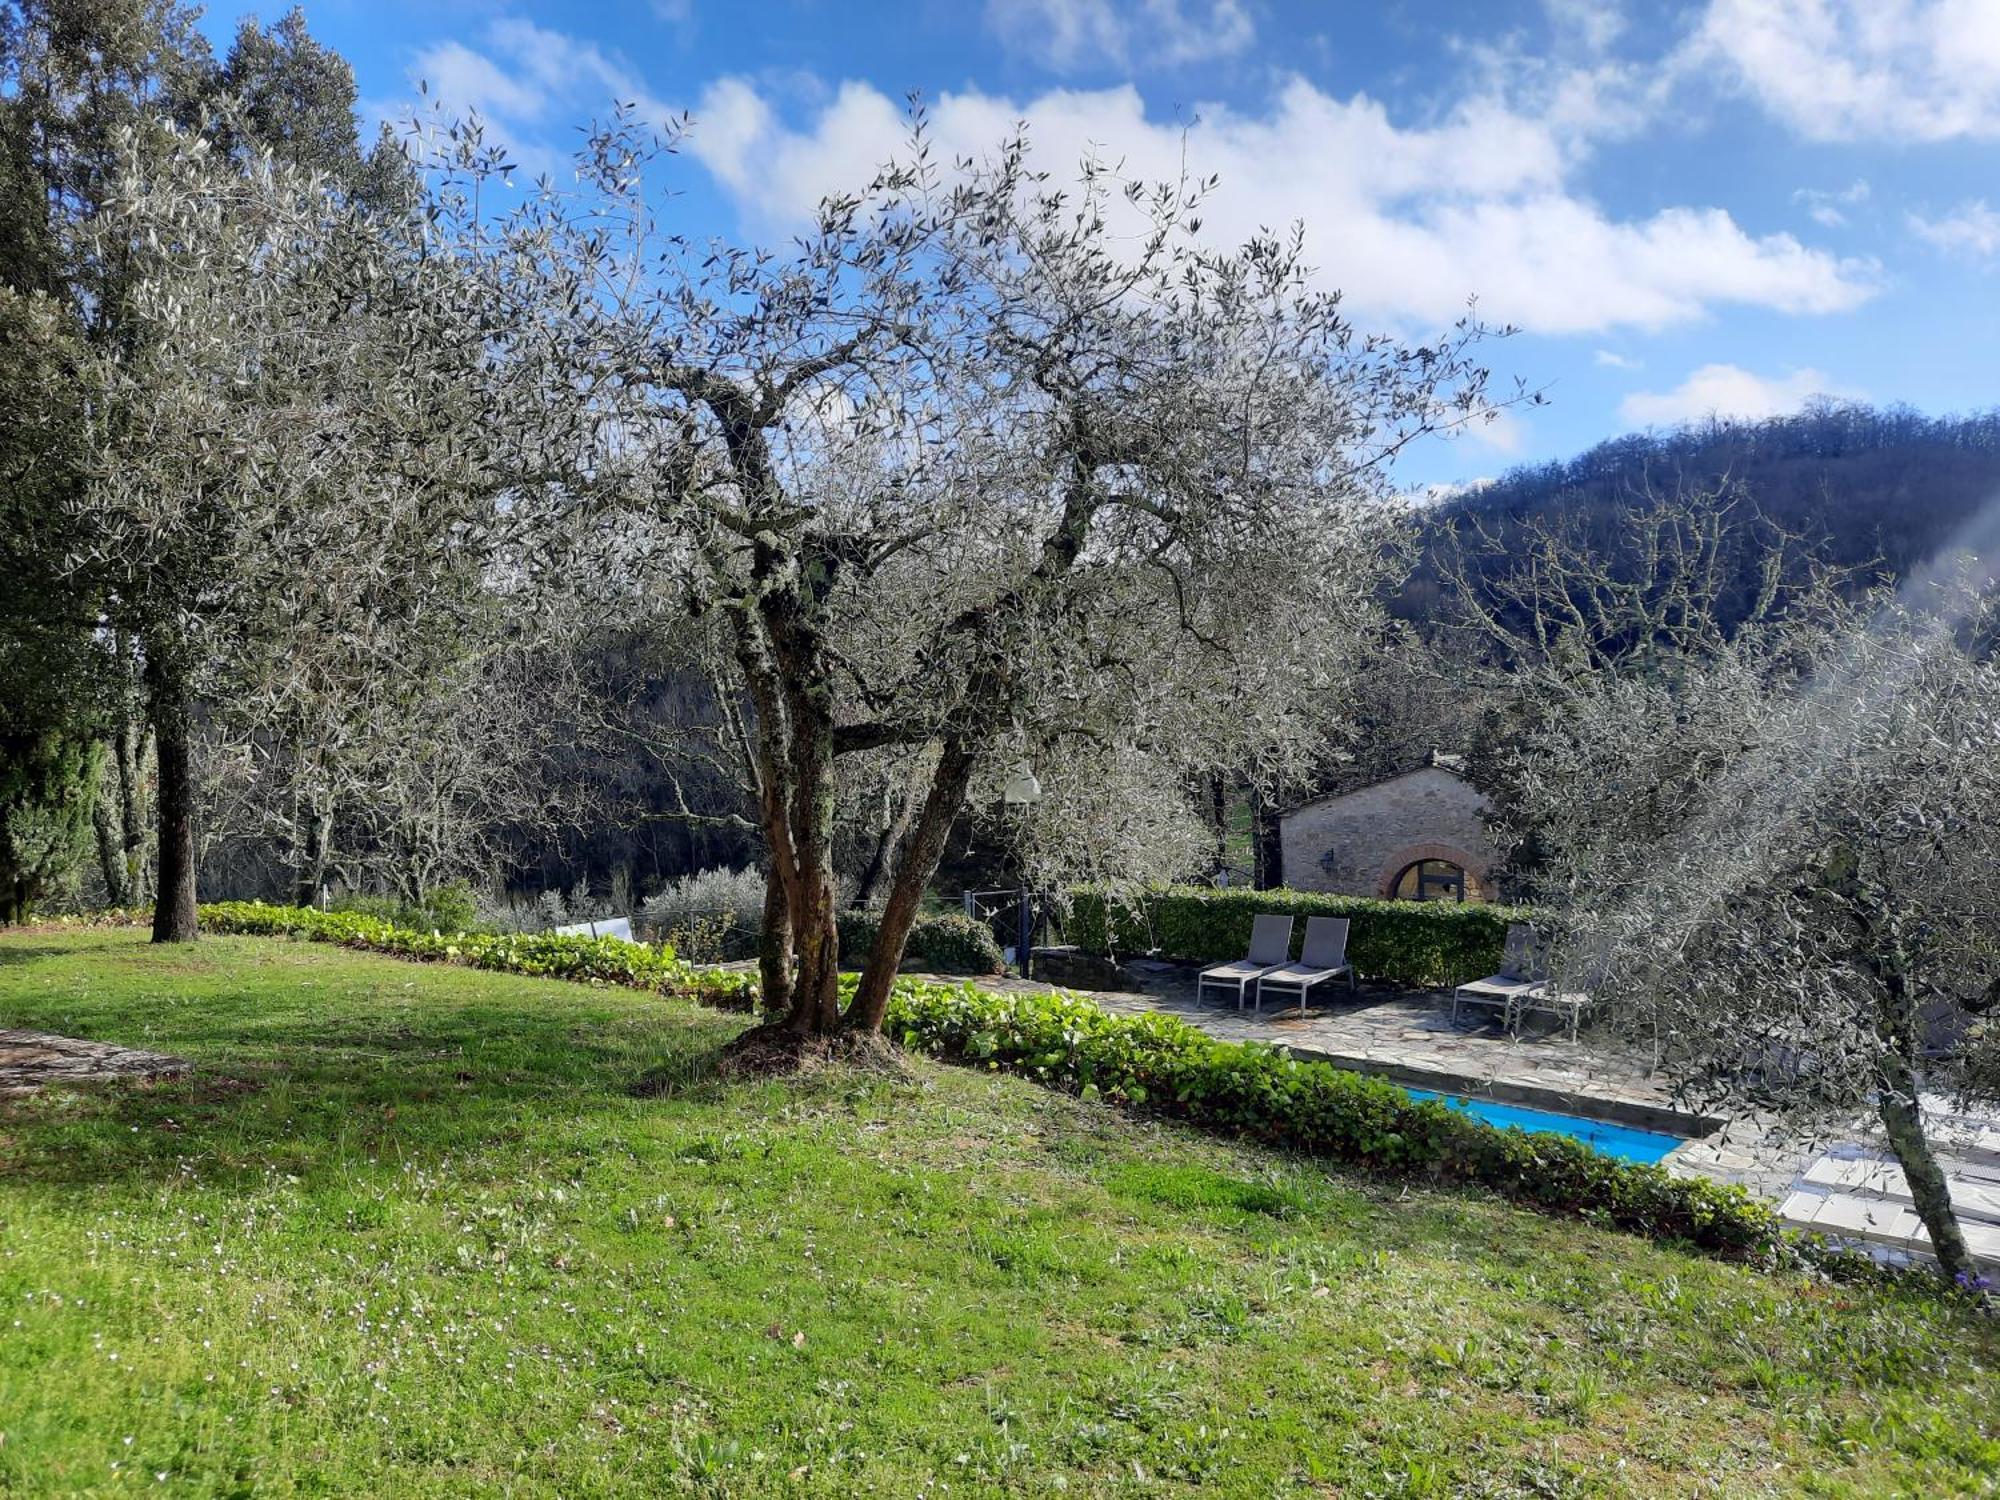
0;943;760;1195
0;942;84;968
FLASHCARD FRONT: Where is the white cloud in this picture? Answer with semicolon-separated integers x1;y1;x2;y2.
1688;0;2000;142
1619;363;1858;427
1594;349;1640;369
378;19;1874;341
1542;0;1626;54
1908;199;2000;261
1793;178;1870;228
984;0;1254;73
685;74;1876;337
397;20;670;178
1468;407;1529;455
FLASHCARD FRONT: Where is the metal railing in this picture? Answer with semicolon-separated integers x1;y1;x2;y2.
962;887;1052;974
638;905;762;964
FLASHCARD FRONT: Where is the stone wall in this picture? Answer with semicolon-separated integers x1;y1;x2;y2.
1278;767;1500;900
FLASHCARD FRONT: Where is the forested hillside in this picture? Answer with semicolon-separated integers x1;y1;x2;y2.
1402;403;2000;628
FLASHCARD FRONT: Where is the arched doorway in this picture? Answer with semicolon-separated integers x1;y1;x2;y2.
1377;842;1490;903
1389;858;1480;902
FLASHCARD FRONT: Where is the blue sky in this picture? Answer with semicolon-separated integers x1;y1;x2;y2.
197;0;2000;489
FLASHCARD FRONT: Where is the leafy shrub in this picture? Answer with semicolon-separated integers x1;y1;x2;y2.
325;891;399;923
330;882;481;935
421;882;480;934
0;730;99;923
201;900;757;1010
910;913;1009;975
640;867;765;962
881;979;1777;1257
838;909;1007;976
1066;885;1532;988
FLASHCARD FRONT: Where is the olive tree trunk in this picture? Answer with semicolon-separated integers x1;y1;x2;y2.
846;739;979;1033
1871;977;1973;1284
290;790;333;908
145;656;199;944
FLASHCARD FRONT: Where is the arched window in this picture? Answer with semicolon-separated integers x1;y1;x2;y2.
1391;858;1481;903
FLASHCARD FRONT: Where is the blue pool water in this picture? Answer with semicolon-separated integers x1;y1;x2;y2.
1405;1088;1683;1165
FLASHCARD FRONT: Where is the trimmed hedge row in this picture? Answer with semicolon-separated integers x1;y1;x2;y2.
884;979;1778;1257
1065;885;1532;988
836;909;1007;976
200;901;759;1009
197;901;1776;1261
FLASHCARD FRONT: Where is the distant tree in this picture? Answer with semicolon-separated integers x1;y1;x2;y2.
1417;399;2000;637
0;261;102;919
63;122;549;938
0;0;214;913
0;416;101;923
2;0;422;930
194;7;411;209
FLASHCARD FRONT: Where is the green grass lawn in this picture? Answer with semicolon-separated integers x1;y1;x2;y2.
1;930;1995;1497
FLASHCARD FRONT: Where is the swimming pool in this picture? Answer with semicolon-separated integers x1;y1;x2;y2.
1405;1087;1684;1165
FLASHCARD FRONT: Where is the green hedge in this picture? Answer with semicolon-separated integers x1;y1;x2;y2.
1065;885;1531;988
200;901;758;1009
198;901;1776;1262
837;909;1007;976
884;979;1776;1257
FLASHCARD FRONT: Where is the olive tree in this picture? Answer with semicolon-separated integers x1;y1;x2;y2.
67;125;554;938
473;115;1501;1049
1476;498;2000;1284
3;0;412;914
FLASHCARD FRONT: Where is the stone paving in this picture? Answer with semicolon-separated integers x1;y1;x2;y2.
985;960;1701;1124
0;1029;189;1094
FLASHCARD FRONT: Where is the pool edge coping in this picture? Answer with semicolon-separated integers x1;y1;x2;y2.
1270;1041;1724;1140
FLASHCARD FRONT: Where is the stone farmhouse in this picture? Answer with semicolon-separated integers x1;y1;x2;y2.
1277;753;1504;902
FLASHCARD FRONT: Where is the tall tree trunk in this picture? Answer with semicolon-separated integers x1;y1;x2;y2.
1251;781;1284;890
758;869;793;1017
1207;773;1229;881
120;720;151;905
1874;1068;1973;1285
851;782;913;909
1826;842;1975;1285
847;739;980;1033
92;782;127;906
91;704;149;906
145;657;198;944
777;712;841;1036
291;789;332;907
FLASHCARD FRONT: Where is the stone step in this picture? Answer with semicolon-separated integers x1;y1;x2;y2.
1918;1115;2000;1171
1778;1188;2000;1269
1800;1154;2000;1226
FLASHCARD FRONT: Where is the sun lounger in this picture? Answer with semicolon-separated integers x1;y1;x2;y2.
1513;983;1592;1041
1450;923;1544;1030
1197;914;1294;1011
1254;916;1356;1013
